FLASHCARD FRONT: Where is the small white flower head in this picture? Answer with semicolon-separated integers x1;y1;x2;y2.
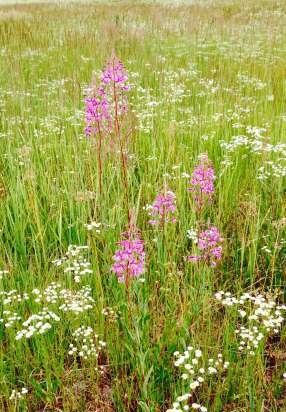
9;387;28;401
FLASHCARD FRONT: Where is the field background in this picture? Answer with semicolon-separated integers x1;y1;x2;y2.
0;0;286;411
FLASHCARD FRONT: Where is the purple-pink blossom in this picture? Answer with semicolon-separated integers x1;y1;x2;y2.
101;56;130;90
84;55;130;138
84;87;111;136
101;55;130;118
189;154;215;208
111;228;145;283
147;190;177;226
188;226;223;267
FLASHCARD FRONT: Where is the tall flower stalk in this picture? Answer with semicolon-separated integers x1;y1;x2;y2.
101;55;131;208
111;213;145;304
146;188;177;227
189;153;215;214
84;55;131;202
84;85;111;194
188;226;223;267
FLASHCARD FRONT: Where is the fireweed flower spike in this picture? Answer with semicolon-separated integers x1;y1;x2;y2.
84;86;111;137
189;153;215;209
101;56;130;88
111;219;145;284
101;55;131;209
188;226;223;267
84;55;131;196
84;84;111;194
101;54;131;139
84;55;130;138
146;189;177;226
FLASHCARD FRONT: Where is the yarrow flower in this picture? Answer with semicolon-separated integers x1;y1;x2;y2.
188;226;223;267
189;154;215;208
9;387;28;401
0;269;8;280
68;326;106;360
52;245;93;283
146;190;177;226
215;291;286;356
111;223;145;283
167;346;229;412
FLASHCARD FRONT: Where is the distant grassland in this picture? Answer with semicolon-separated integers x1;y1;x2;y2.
0;0;286;411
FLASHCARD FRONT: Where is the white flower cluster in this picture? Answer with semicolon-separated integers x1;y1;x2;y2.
102;306;118;322
32;282;61;304
9;387;28;401
167;347;229;412
53;245;93;283
257;160;286;180
219;125;286;180
58;285;95;314
32;283;94;314
215;291;286;355
15;309;60;340
0;289;29;305
68;326;106;360
187;228;198;243
0;310;21;328
0;269;8;280
84;221;102;232
237;73;267;90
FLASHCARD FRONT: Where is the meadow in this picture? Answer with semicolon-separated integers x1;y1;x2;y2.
0;0;286;411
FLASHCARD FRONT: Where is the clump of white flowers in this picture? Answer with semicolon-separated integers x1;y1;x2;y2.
0;290;29;306
15;308;60;340
32;283;95;314
257;160;286;180
32;282;62;304
84;221;102;232
1;282;95;341
219;125;286;181
58;285;95;314
53;245;93;283
0;310;21;328
215;291;286;355
167;347;229;412
102;306;118;323
0;269;8;280
187;228;198;243
68;326;106;360
9;387;28;401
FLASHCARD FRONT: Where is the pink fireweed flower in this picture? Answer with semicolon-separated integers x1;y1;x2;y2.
188;226;223;267
147;190;177;226
101;55;130;90
84;55;130;137
189;154;215;208
84;86;111;137
111;227;145;283
101;55;130;117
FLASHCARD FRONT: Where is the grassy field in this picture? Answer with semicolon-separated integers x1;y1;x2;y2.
0;0;286;411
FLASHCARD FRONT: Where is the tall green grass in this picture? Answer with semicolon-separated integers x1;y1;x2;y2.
0;1;285;411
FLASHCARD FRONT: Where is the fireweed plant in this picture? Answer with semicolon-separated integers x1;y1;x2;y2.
1;1;286;411
187;155;224;268
84;55;131;198
145;188;177;226
111;224;145;285
188;154;215;213
188;226;223;267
